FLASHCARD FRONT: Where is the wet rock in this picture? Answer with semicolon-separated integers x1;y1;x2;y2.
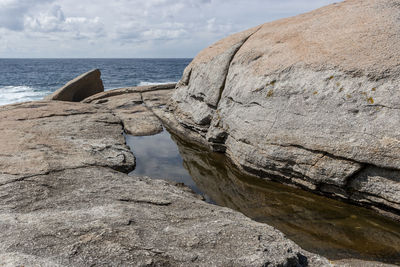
45;69;104;102
167;0;400;217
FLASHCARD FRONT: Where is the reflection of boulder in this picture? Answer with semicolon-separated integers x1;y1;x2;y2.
171;133;400;263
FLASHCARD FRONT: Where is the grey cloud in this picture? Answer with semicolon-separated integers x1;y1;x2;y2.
0;0;54;31
22;3;106;42
0;0;340;57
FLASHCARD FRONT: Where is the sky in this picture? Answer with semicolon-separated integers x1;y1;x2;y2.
0;0;338;58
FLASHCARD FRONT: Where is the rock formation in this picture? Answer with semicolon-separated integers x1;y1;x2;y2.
83;83;176;136
45;69;104;101
0;93;330;266
166;0;400;219
3;0;400;264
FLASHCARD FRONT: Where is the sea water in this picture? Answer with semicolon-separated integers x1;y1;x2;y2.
0;58;191;106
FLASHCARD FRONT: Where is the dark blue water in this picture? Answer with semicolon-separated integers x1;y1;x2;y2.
0;58;191;105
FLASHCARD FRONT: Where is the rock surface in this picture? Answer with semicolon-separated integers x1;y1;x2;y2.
0;166;329;266
0;98;330;266
0;101;134;181
82;83;176;103
45;69;104;102
83;84;175;136
168;0;400;218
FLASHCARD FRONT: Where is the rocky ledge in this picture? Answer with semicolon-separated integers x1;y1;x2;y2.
2;0;400;265
166;0;400;220
0;87;332;265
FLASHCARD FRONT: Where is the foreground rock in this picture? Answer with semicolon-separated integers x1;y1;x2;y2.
0;167;329;266
45;69;104;102
0;101;134;181
167;0;400;218
0;100;329;266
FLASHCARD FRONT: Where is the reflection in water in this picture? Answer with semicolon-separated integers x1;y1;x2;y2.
127;130;400;264
126;131;213;202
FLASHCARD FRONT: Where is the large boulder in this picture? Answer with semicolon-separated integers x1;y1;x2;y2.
168;0;400;218
45;69;104;102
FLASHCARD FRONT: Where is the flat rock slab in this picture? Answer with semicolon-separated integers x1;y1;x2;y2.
0;167;329;266
82;83;176;103
0;101;134;182
84;86;174;136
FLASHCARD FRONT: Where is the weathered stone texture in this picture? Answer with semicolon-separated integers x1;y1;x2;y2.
167;0;400;216
0;98;330;266
83;84;175;136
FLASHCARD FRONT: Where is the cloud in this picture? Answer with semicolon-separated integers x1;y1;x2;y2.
0;0;54;30
21;4;106;43
0;0;340;57
24;5;65;32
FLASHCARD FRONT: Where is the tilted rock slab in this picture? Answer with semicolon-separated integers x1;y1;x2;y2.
0;100;330;266
168;0;400;218
45;69;104;102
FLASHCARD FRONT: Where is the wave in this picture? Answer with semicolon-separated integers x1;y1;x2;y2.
138;81;177;86
0;86;52;106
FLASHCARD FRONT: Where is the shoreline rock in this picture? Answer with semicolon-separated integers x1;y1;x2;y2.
0;92;331;266
0;166;330;266
167;0;400;219
44;69;104;102
2;0;400;263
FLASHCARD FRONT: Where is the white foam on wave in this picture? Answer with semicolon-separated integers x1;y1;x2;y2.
0;86;52;106
138;81;177;86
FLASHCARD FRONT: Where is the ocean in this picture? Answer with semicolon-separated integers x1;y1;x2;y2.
0;58;191;106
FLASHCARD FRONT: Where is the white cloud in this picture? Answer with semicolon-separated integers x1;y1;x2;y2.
0;0;340;57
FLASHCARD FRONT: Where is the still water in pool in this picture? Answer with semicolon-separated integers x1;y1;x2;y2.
126;129;400;264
